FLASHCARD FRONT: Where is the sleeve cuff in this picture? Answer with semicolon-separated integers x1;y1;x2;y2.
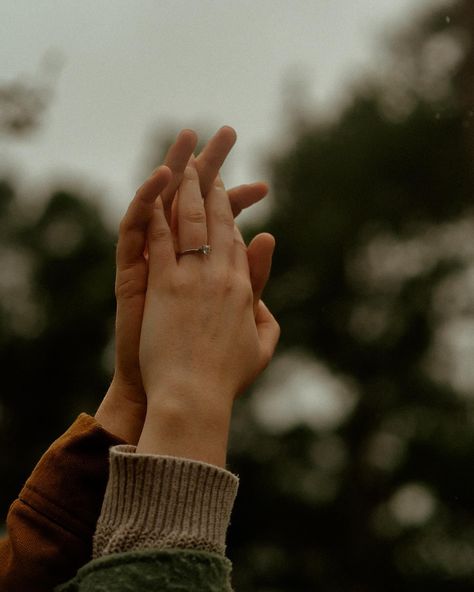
18;413;125;539
93;445;239;558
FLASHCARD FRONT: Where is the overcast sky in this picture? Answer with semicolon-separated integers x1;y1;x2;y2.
1;0;449;224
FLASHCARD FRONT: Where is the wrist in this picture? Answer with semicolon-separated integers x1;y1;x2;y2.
136;395;233;468
95;378;146;445
144;375;236;416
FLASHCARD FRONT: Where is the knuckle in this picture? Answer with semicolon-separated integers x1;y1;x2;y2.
208;268;231;292
148;224;169;243
204;267;235;295
216;271;251;302
169;273;192;295
214;208;234;229
233;235;247;254
234;271;252;296
234;271;251;292
243;284;254;307
115;275;144;300
183;207;206;225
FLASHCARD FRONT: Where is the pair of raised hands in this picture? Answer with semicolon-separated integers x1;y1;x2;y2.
95;127;279;466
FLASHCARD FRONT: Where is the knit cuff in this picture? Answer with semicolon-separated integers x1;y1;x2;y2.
93;445;239;559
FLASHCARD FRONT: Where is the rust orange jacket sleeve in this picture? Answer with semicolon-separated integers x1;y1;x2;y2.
0;413;125;592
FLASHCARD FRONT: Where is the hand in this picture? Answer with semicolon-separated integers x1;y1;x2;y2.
95;127;274;443
137;160;280;466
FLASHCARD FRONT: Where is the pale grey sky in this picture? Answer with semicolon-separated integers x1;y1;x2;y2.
1;0;449;224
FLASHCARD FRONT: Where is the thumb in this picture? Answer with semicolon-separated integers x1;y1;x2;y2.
256;300;280;370
247;233;275;313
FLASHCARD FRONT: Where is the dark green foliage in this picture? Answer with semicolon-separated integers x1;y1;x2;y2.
228;3;474;590
0;183;116;511
1;2;474;591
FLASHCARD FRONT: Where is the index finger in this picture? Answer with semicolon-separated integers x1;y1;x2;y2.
160;129;198;215
117;165;171;269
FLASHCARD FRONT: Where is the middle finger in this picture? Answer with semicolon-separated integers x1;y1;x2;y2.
195;126;237;196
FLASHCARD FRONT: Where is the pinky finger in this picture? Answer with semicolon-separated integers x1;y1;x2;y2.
228;182;268;217
247;233;275;313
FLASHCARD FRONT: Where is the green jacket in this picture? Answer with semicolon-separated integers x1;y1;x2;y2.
57;549;233;592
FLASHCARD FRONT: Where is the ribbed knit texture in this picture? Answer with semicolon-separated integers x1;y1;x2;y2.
93;445;239;558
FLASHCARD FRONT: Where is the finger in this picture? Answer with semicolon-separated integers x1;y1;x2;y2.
228;182;269;217
117;165;171;269
205;177;234;263
256;300;280;367
161;129;198;216
195;126;237;196
247;233;275;311
233;224;250;277
147;196;177;282
211;173;251;274
177;159;208;254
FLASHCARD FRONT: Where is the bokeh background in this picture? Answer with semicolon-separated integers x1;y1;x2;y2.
1;0;474;590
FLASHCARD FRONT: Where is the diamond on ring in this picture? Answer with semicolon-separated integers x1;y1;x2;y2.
178;244;212;257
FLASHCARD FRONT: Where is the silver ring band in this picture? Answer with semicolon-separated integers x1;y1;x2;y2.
178;244;212;257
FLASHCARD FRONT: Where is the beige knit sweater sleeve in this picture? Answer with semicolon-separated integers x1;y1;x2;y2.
93;445;239;559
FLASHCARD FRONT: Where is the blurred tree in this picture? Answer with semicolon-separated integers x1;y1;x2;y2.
0;180;116;515
228;1;474;591
0;60;117;515
0;52;60;137
0;3;473;592
0;81;49;136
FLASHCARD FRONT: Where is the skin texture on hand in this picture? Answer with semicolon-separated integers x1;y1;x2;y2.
95;127;276;444
136;161;280;466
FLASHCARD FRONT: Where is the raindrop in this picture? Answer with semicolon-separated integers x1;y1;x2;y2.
445;16;451;24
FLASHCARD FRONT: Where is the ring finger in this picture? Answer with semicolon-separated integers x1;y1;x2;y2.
177;158;208;256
